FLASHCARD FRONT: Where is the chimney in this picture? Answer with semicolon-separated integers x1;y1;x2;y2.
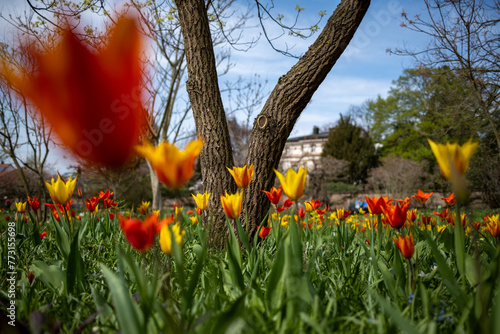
312;126;319;135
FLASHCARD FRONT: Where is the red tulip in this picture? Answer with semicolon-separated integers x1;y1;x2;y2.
261;185;282;205
119;214;158;252
258;226;272;238
2;17;148;167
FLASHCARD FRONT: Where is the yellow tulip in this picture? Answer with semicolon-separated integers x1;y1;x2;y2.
137;201;150;214
136;139;203;189
220;191;243;219
427;138;478;180
190;216;198;225
192;192;210;211
159;223;186;255
227;164;254;189
16;202;27;213
274;167;307;201
45;175;77;205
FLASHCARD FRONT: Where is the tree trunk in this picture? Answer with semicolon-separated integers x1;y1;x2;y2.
176;0;370;247
243;0;370;236
146;160;162;211
176;0;237;248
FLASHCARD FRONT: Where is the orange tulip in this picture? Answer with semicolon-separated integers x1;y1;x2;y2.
136;139;203;189
381;197;411;229
365;196;389;215
227;164;254;189
262;185;282;205
220;191;243;219
119;214;158;252
2;17;148;167
441;193;456;206
393;233;415;259
412;190;433;204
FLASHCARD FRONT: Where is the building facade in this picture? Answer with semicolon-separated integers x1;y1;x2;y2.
279;127;329;172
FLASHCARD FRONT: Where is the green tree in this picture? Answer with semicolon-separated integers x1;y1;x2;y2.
322;115;377;184
363;67;500;207
364;67;479;163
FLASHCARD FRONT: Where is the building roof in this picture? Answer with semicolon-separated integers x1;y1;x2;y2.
286;129;329;143
0;163;16;178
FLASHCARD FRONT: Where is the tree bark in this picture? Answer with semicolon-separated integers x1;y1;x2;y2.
176;0;237;247
146;160;162;211
176;0;370;247
243;0;370;236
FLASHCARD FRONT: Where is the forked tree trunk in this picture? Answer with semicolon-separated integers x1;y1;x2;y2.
244;0;370;237
177;0;370;247
177;0;237;247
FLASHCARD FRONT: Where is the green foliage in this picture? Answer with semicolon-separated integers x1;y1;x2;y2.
363;67;500;206
327;182;363;193
2;201;500;333
364;67;479;163
322;115;378;184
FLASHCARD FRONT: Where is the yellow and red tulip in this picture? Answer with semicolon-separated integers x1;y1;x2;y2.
159;223;186;255
393;233;415;259
221;191;243;219
137;201;150;215
192;192;210;211
136;139;203;189
227;164;254;189
274;167;307;201
427;138;478;180
27;196;40;211
45;175;77;205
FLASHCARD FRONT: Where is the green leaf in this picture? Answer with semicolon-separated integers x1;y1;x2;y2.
30;260;65;292
265;241;285;310
51;215;70;259
234;218;251;251
422;230;466;311
372;293;421;334
100;264;144;334
67;229;85;293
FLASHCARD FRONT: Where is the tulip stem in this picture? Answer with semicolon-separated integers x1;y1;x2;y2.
407;258;415;294
377;214;382;261
63;205;72;237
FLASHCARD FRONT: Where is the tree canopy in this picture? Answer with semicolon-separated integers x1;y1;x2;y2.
322;115;377;184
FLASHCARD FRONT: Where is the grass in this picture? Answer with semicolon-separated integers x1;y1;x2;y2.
0;201;499;333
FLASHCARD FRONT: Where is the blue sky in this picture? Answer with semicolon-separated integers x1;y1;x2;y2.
0;0;430;171
222;0;429;137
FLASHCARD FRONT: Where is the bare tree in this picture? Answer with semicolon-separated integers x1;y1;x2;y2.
395;0;500;157
0;61;53;206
